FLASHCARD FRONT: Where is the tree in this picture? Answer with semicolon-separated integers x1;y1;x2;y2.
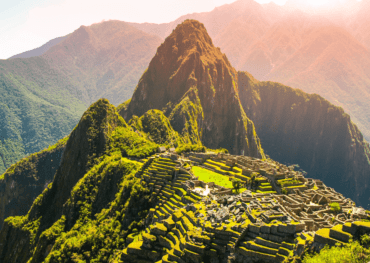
232;178;242;194
245;179;251;189
281;187;288;195
330;202;341;214
250;172;258;189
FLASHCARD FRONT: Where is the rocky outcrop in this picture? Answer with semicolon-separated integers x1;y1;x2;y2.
122;20;264;158
238;71;370;208
0;137;67;230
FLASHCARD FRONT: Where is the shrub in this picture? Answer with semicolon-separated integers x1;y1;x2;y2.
302;241;370;263
232;178;242;194
361;234;370;248
175;144;205;154
330;202;341;214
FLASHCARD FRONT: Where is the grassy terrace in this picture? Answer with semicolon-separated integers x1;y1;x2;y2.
191;166;246;193
277;178;303;187
192;166;233;188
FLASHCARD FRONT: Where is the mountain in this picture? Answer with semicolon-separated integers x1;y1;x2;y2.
123;18;370;208
41;20;163;105
0;19;369;263
0;98;160;262
238;71;370;208
349;0;370;50
0;136;67;230
126;0;370;142
264;23;370;141
121;20;264;158
0;20;163;175
0;56;87;175
8;36;68;59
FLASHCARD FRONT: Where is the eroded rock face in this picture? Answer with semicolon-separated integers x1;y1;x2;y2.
238;71;370;208
0;138;67;230
122;19;264;158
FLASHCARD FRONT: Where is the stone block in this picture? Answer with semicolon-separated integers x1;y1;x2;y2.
237;246;276;261
277;224;288;234
255;237;280;249
329;228;351;243
184;249;202;263
249;224;260;234
158;146;166;153
158;236;173;249
270;224;279;235
278;247;290;256
353;221;370;235
268;234;285;243
260;225;271;234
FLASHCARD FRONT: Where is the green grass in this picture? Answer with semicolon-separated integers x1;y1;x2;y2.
191;166;234;189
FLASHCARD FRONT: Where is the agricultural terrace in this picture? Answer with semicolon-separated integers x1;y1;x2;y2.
191;166;246;193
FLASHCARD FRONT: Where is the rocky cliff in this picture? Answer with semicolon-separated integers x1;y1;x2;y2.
0;137;67;230
238;71;370;208
122;20;264;158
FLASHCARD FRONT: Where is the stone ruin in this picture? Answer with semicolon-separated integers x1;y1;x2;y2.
123;150;370;263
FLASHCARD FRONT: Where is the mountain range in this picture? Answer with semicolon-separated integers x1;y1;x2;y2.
124;0;370;144
0;0;369;221
0;21;162;174
0;19;369;263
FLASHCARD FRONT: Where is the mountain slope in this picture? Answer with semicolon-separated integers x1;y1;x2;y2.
0;98;161;262
42;20;163;105
0;136;68;230
0;20;162;175
122;20;264;158
238;71;370;208
0;57;87;175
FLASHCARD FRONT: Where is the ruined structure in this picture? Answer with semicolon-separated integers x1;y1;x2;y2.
122;150;370;263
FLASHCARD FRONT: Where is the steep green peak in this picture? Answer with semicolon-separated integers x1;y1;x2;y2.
129;109;183;146
26;98;126;224
121;20;263;158
80;98;127;135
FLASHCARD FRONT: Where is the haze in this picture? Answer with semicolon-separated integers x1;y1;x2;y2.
0;0;363;59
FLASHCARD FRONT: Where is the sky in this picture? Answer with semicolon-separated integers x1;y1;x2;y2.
0;0;358;59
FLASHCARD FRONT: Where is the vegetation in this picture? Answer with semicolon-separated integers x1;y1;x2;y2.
168;88;204;145
330;202;342;214
191;166;245;193
0;135;68;181
0;138;25;175
302;240;370;263
232;178;242;194
109;126;159;159
129;109;183;146
0;60;88;175
176;144;206;154
238;71;370;210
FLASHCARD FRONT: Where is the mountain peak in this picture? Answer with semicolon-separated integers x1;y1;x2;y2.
125;19;234;120
154;19;229;70
123;19;264;158
171;19;213;45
